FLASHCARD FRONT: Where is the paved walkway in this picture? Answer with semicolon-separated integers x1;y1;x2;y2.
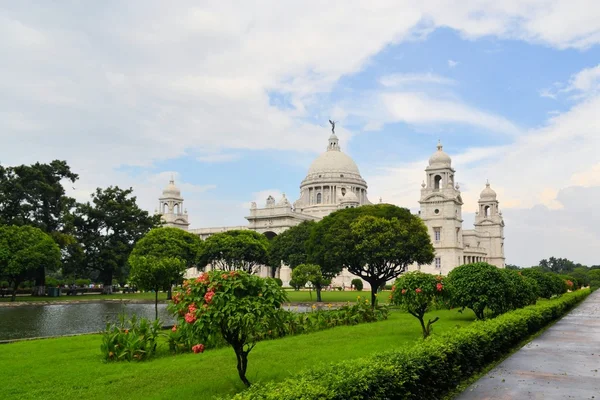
456;290;600;400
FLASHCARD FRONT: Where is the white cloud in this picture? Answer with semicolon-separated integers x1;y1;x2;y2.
566;64;600;94
448;59;459;68
379;73;456;87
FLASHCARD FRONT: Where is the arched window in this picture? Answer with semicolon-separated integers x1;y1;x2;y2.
484;205;490;217
316;193;322;204
174;203;179;214
434;175;442;189
162;203;168;214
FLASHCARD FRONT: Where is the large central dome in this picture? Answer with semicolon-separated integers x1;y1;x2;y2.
307;150;361;176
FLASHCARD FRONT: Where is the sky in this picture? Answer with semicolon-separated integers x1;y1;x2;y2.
1;1;600;267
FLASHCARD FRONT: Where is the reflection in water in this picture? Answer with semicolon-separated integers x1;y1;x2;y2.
0;302;175;340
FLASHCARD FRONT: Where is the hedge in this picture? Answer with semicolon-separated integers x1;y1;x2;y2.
231;289;590;400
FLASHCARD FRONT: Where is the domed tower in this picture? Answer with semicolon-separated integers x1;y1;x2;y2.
156;176;190;230
294;128;371;218
474;182;505;268
418;141;464;273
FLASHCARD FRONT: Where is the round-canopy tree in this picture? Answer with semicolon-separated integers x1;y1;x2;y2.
499;268;539;312
269;221;316;277
446;262;510;319
198;230;269;274
128;255;187;319
169;270;287;387
291;264;330;302
0;225;61;301
390;271;447;338
309;204;434;307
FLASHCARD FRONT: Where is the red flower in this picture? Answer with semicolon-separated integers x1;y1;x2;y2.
204;290;215;304
172;293;180;304
436;283;443;292
401;289;407;295
221;274;229;279
192;344;205;354
188;303;197;313
415;288;422;294
184;312;196;324
196;273;210;285
124;329;129;334
171;325;177;332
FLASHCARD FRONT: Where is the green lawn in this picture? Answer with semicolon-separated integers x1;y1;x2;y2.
0;309;474;400
284;289;389;303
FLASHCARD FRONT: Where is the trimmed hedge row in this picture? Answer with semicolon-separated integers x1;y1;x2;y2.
232;289;590;400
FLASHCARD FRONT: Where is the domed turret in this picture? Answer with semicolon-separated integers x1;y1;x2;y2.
429;141;452;167
480;182;497;200
162;175;182;199
339;189;359;208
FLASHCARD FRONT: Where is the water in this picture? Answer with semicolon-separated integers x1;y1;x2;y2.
0;302;175;341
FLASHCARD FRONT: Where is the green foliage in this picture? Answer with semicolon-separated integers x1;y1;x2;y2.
169;270;287;386
0;225;61;301
309;204;434;308
351;278;363;291
499;269;539;311
128;255;187;319
233;290;590;400
292;264;330;302
571;267;591;287
130;227;203;270
269;221;316;268
198;230;270;274
288;277;305;290
446;262;510;319
589;269;600;290
520;268;555;298
390;272;447;338
69;186;162;290
75;278;91;287
272;278;283;287
538;257;586;274
100;313;163;362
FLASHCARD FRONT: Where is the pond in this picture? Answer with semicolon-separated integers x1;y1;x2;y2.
0;302;175;341
0;302;324;340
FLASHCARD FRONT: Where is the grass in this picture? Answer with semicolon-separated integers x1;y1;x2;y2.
0;290;381;304
0;308;475;400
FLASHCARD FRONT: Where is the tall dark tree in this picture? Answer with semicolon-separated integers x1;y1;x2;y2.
538;257;578;274
309;204;434;307
0;160;78;295
70;186;162;293
268;221;316;277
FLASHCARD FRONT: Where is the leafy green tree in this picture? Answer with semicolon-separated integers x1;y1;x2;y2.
538;257;580;274
570;267;590;287
309;205;434;308
292;264;330;302
0;160;78;295
70;186;162;293
505;264;521;270
268;221;316;277
129;255;187;319
198;230;269;274
499;269;539;311
446;262;509;320
351;278;363;291
589;269;600;290
288;276;307;291
0;226;61;301
390;272;447;338
130;227;203;298
169;270;287;387
520;268;555;298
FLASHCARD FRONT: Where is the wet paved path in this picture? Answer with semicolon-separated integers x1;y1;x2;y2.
456;290;600;400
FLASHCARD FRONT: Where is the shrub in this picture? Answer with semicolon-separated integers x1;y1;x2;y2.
233;290;590;400
520;269;556;298
499;269;539;311
273;278;283;287
169;270;287;387
75;278;91;287
288;277;305;291
100;313;162;362
390;272;447;338
446;262;509;319
45;277;62;287
351;278;363;291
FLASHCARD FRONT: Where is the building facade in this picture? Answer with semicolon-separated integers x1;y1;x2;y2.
157;132;505;286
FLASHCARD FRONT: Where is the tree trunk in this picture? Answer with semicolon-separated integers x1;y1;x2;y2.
11;280;20;302
235;348;251;387
155;290;159;321
102;272;113;294
167;285;172;300
316;285;322;302
32;267;46;296
368;280;380;309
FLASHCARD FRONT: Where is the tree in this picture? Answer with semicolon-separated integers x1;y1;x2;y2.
198;230;269;274
0;160;78;295
505;264;521;270
390;272;447;338
130;227;204;298
570;267;590;287
292;264;330;302
129;255;187;319
0;226;61;301
70;186;162;293
589;269;600;290
269;221;316;276
309;204;434;308
521;268;556;299
538;257;578;274
446;262;509;320
351;278;363;291
169;270;287;387
499;269;539;311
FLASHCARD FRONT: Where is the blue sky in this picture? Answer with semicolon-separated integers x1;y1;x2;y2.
2;1;600;266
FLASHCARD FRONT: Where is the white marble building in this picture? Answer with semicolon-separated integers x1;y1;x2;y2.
157;131;505;287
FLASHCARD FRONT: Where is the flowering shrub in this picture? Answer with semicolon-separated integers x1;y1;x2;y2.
100;313;163;362
390;272;448;338
169;270;287;387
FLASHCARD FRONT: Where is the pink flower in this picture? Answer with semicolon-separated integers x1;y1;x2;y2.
401;289;407;295
171;325;177;332
184;312;196;324
186;288;191;296
188;303;197;313
391;285;396;291
204;290;215;304
172;293;180;304
192;344;205;354
221;274;228;279
196;274;210;285
415;288;422;294
436;283;443;292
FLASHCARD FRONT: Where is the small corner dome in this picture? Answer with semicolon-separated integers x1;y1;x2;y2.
162;177;181;197
480;182;497;200
340;190;359;203
429;141;452;167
